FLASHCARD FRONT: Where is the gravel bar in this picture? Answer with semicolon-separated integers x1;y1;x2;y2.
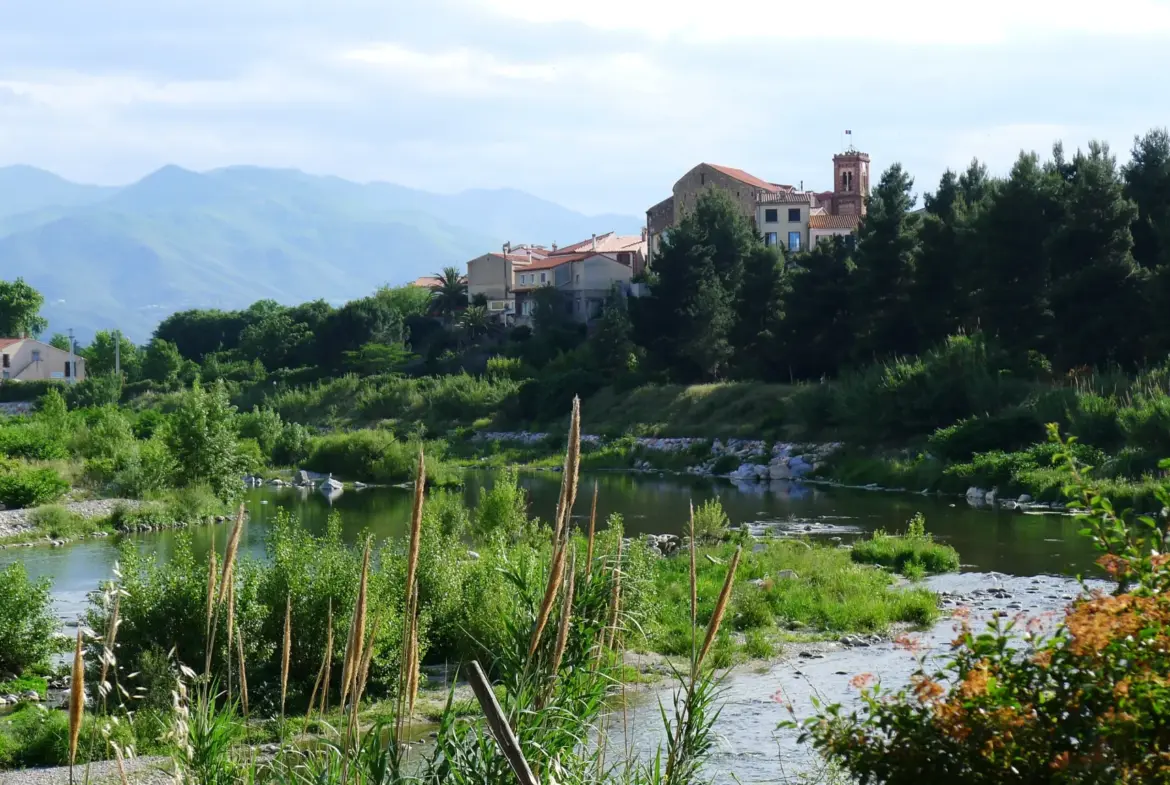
0;756;172;785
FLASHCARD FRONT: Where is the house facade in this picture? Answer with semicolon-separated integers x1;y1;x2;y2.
757;192;816;254
0;338;85;382
466;232;646;326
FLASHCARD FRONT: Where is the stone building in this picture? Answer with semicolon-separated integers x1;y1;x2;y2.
646;149;870;264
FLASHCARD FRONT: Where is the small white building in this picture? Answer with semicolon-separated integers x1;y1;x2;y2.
0;338;85;382
756;192;816;254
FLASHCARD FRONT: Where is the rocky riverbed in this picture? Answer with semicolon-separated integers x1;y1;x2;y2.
0;499;139;542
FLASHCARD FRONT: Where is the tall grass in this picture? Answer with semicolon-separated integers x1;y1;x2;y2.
850;513;961;576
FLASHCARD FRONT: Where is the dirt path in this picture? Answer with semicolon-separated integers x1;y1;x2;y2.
0;756;172;785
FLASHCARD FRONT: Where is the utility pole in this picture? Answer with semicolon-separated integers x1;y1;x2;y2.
67;328;76;384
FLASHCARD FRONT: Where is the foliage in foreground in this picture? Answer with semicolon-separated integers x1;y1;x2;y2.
0;563;57;676
792;427;1170;783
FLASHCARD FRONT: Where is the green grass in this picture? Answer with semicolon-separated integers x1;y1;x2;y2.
850;514;961;576
0;676;47;699
580;382;797;439
645;540;941;659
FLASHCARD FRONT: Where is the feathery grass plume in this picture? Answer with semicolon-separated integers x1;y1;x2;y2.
356;612;383;706
203;548;217;650
280;593;292;722
235;622;249;716
529;542;568;658
68;625;84;783
406;609;420;717
226;576;236;690
307;600;333;718
341;537;372;708
696;546;741;670
586;481;598;576
549;548;577;682
217;504;246;605
99;594;121;705
551;396;582;544
397;452;426;741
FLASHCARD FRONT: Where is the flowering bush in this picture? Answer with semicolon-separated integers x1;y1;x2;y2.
788;426;1170;783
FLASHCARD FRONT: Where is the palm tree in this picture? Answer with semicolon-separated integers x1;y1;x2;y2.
430;267;468;321
459;305;491;342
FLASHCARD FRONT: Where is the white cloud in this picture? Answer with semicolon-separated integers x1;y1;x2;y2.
341;43;558;93
479;0;1170;44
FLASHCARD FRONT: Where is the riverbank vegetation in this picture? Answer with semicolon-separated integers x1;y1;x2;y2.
0;409;943;775
791;429;1170;782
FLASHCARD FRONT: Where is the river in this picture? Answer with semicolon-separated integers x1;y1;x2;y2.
0;470;1102;781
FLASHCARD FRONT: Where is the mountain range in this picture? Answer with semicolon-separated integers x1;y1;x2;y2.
0;164;642;342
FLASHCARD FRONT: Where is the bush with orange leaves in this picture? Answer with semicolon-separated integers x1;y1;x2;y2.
785;426;1170;784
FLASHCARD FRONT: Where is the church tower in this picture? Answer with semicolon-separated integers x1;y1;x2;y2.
831;149;870;217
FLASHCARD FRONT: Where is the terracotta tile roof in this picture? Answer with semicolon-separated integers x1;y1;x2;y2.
810;207;827;216
0;338;25;350
757;191;815;204
519;254;585;272
809;214;861;231
410;276;443;288
706;164;781;193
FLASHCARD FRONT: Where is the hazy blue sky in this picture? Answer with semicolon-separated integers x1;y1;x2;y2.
2;0;1169;214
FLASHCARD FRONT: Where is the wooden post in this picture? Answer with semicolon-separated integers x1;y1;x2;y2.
467;660;539;785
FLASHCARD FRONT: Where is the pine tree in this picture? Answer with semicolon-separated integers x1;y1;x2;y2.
639;190;756;381
849;164;920;361
1046;141;1143;368
969;151;1058;358
1123;129;1170;357
775;238;855;380
731;245;789;379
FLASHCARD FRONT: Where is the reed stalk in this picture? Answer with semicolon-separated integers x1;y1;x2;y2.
341;538;372;708
586;481;598;576
205;504;245;679
529;543;567;658
280;593;292;724
235;620;249;717
547;548;577;694
68;625;84;785
689;501;697;676
602;536;624;656
696;546;741;671
397;451;426;744
306;600;333;718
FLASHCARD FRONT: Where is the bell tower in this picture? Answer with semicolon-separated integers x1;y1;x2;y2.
831;149;870;217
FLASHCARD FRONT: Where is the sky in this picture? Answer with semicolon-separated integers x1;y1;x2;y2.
2;0;1169;216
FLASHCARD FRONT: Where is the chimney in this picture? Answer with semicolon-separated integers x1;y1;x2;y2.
552;242;558;252
640;227;648;241
800;180;804;191
591;233;597;251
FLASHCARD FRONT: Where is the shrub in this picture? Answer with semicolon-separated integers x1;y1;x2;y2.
165;380;247;501
27;505;93;539
692;497;730;541
472;467;531;539
794;431;1170;783
0;563;56;676
1067;392;1123;448
927;407;1043;462
743;629;774;659
0;461;69;508
271;422;311;467
66;373;123;408
304;429;448;485
1118;394;1170;455
850;514;960;575
0;421;70;461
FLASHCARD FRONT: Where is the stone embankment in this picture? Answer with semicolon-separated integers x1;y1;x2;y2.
472;431;842;481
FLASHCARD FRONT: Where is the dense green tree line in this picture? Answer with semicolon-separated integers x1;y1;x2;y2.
629;129;1170;382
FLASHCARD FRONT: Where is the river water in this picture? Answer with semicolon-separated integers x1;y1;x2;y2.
0;470;1102;781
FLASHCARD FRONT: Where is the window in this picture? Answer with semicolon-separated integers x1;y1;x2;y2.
1;370;7;380
700;173;706;186
617;252;630;265
764;208;778;223
30;350;40;363
64;362;71;378
1;354;8;368
788;232;801;252
489;301;505;311
764;232;778;247
521;300;533;316
540;272;547;283
788;208;801;222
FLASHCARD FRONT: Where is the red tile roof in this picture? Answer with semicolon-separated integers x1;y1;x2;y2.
809;214;861;230
521;253;588;271
0;338;25;350
706;164;781;193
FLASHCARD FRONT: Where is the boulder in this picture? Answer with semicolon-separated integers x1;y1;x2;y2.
1017;494;1033;504
466;550;481;560
20;690;40;702
769;462;791;480
776;569;799;580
